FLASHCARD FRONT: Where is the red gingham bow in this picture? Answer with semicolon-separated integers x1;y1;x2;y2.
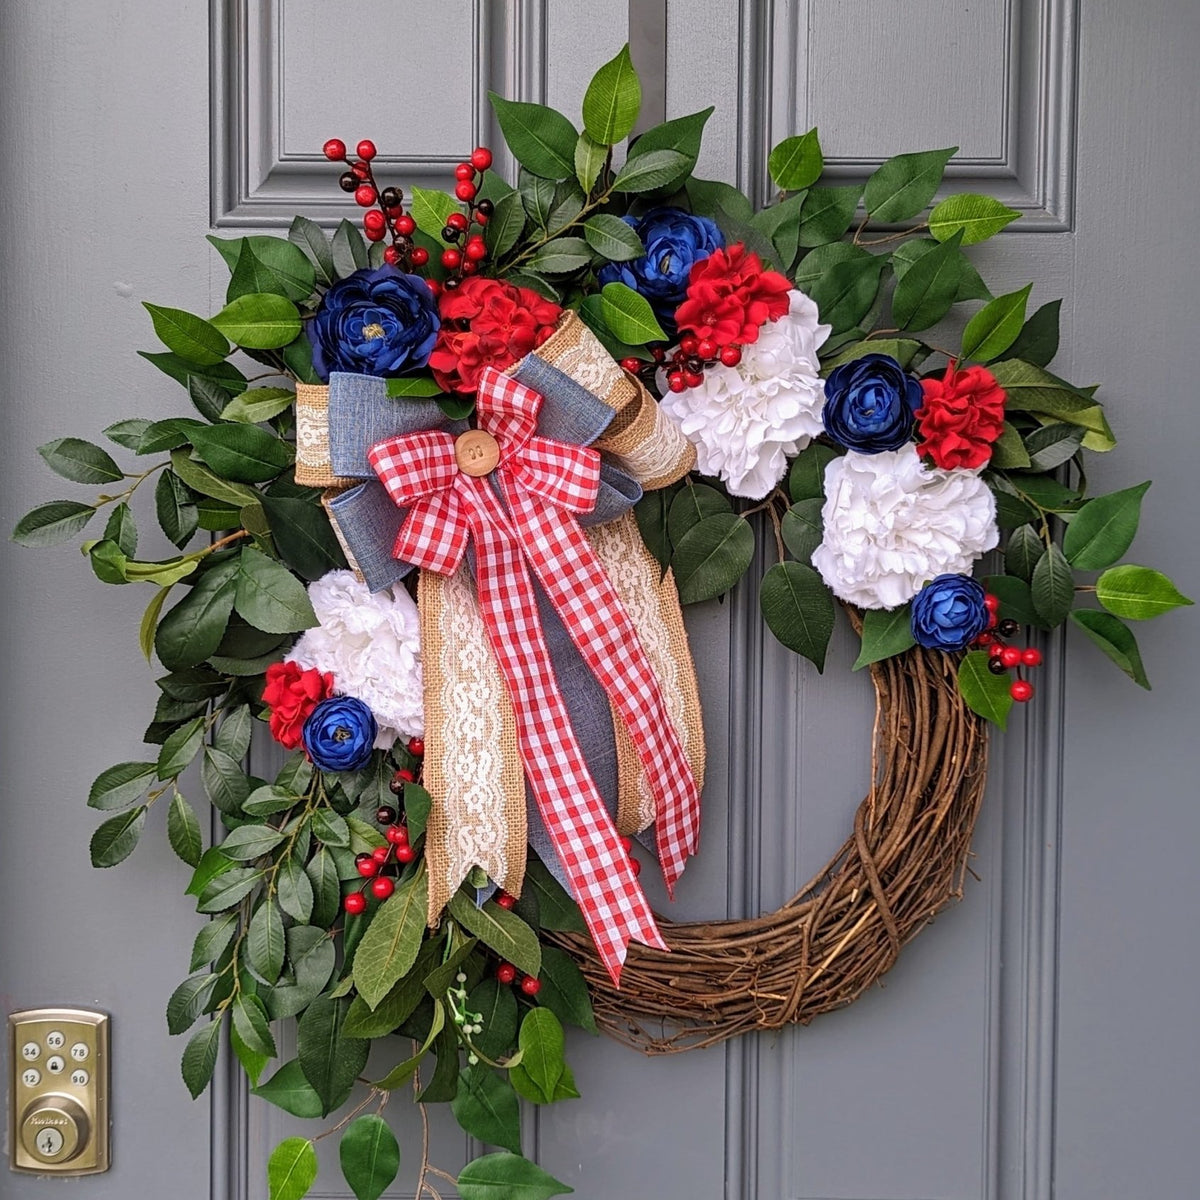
368;367;701;983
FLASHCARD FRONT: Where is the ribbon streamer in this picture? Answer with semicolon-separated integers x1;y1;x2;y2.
368;367;701;982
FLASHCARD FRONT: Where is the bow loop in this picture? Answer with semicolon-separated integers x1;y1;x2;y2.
368;430;459;508
513;437;601;514
477;366;541;458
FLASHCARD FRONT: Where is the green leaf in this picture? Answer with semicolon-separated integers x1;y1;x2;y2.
536;945;597;1033
807;253;887;335
344;941;440;1038
509;1009;566;1104
140;350;248;396
453;1067;522;1155
276;855;315;924
628;106;711;170
211;293;302;350
447;892;541;978
788;442;839;502
266;927;336;1021
864;146;956;222
38;437;123;485
220;824;287;864
339;1115;400;1200
599;281;667;344
612;149;690;193
892;236;991;303
527;237;591;275
1005;524;1043;582
989;422;1032;470
853;605;916;669
381;375;443;399
467;976;520;1060
960;284;1031;363
768;128;823;191
267;1137;318;1200
153;470;198;550
583;214;644;261
202;747;252;815
928;192;1020;244
310;807;350;848
582;44;641;144
181;1020;222;1100
331;220;368;278
168;793;204;867
489;94;577;180
222;238;316;304
667;483;732;546
522;856;586;933
233;993;277;1059
891;229;964;330
104;418;155;450
403;783;432;840
1096;565;1193;620
140;587;170;661
759;561;836;671
984;574;1042;629
780;498;823;563
259;495;347;581
1071;609;1151;689
234;545;317;634
230;1022;270;1087
247;897;286;984
797;184;861;248
155;561;239;670
1031;544;1075;626
12;500;96;547
485;190;527;258
220;387;295;424
987;360;1116;443
353;867;429;1007
157;715;206;778
288;216;336;287
670;513;755;604
297;995;370;1116
1063;482;1151;570
197;866;263;914
410;186;461;245
213;703;252;760
1005;299;1061;368
457;1153;573;1200
242;785;299;817
88;761;156;811
144;303;230;366
957;651;1013;729
1023;422;1085;472
90;806;147;867
751;192;806;270
190;423;292;483
793;240;871;293
190;912;238;972
170;448;261;508
166;972;219;1035
253;1059;325;1119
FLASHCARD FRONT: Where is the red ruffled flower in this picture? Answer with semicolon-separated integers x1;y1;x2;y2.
915;362;1007;470
262;661;334;750
673;243;792;347
428;277;562;394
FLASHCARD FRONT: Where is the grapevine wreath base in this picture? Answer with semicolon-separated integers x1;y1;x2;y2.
555;612;988;1051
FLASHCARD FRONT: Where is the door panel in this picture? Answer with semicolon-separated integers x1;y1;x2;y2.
3;2;1196;1199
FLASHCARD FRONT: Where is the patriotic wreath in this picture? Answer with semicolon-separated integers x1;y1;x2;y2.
14;45;1191;1200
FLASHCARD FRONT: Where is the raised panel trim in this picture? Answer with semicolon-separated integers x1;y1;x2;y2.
209;0;550;228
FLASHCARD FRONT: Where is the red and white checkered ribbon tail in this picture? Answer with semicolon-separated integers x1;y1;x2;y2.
500;474;702;893
456;475;668;984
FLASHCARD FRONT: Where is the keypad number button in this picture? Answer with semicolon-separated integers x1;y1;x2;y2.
45;1031;65;1050
70;1069;89;1087
21;1068;41;1087
70;1043;89;1062
21;1042;40;1061
46;1055;65;1074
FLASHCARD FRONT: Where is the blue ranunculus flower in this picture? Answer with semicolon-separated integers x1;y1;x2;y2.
822;353;922;453
302;696;377;772
310;266;440;382
597;207;724;326
910;574;990;651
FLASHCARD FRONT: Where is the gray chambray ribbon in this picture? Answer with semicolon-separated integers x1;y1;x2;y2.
322;364;646;893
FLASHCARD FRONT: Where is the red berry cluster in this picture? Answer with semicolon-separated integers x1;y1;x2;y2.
322;138;429;269
439;147;495;290
663;333;743;394
974;593;1042;703
495;960;541;996
342;736;426;915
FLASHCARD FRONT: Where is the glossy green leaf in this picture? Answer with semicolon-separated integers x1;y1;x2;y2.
265;928;336;1022
611;149;690;193
1023;423;1085;472
1096;565;1193;620
807;253;887;335
197;866;263;913
411;186;461;245
223;238;316;304
181;1019;222;1100
797;184;861;248
259;495;347;581
288;216;336;287
928;192;1020;244
38;437;123;484
344;941;441;1038
988;422;1032;470
787;442;839;502
104;418;155;450
527;237;591;275
140;350;248;396
1071;609;1151;689
456;1153;574;1200
447;892;541;978
169;449;261;507
12;500;96;547
768;128;823;191
599;281;667;344
780;498;823;563
202;747;252;815
339;1115;400;1200
960;284;1031;362
485;190;527;258
987;359;1116;447
1006;299;1061;368
166;972;219;1035
509;1009;566;1104
267;1138;318;1200
233;546;317;634
759;561;835;671
190;912;238;972
891;230;963;330
221;823;287;862
144;303;230;366
671;513;755;604
582;44;641;144
247;897;286;984
190;423;292;483
522;856;586;933
1063;482;1150;570
583;214;644;261
1004;524;1044;582
253;1059;326;1119
211;293;302;350
957;650;1013;729
233;993;277;1059
535;945;597;1033
1031;543;1075;626
853;605;916;670
370;1001;445;1090
489;94;577;180
168;793;203;867
864;146;956;222
155;561;239;670
297;995;370;1116
667;483;732;546
90;806;147;867
453;1067;522;1155
353;867;429;1007
154;470;199;549
220;387;295;424
88;761;157;811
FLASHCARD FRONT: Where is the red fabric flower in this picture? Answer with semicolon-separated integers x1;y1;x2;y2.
915;362;1008;470
428;277;562;394
673;243;792;346
262;661;334;750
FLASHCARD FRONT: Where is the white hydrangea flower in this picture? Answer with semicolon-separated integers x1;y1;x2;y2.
287;570;423;748
659;288;830;500
811;448;999;610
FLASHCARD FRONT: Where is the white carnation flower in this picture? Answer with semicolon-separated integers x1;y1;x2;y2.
288;570;424;748
811;448;999;610
659;288;830;500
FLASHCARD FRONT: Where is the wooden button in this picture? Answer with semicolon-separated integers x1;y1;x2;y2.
454;430;500;477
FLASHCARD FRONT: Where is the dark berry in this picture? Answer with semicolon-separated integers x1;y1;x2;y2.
475;198;495;217
380;186;401;208
441;225;461;243
376;805;397;825
998;618;1020;638
338;171;358;192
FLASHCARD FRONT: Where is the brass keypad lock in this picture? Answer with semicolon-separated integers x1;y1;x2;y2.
8;1008;109;1175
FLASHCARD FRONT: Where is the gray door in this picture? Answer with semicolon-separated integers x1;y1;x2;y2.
3;1;1197;1197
